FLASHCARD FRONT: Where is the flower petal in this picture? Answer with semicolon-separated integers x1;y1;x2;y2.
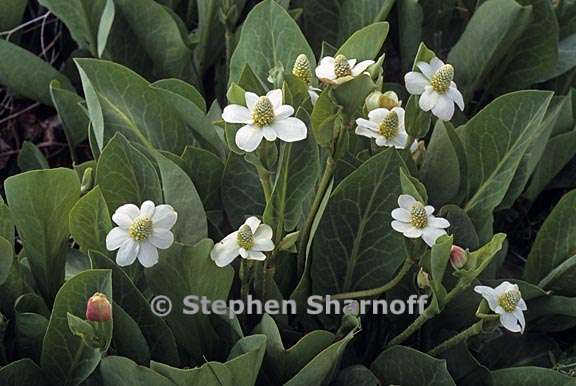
513;308;526;333
419;88;439;111
140;201;156;218
254;223;273;242
245;216;261;233
112;212;133;229
368;108;390;122
267;89;283;109
270;117;307;143
106;227;129;251
245;250;267;261
222;105;252;124
430;57;445;72
351;60;374;76
245;92;259;111
391;220;412;233
138;242;159;268
152;205;177;230
262;126;277;141
149;229;174;249
275;105;294;120
432;94;455;121
211;237;240;267
236;124;264;152
253;238;274;252
447;86;465;110
422;227;446;247
474;286;498;310
308;89;319;105
428;216;450;229
416;61;434;78
517;298;528;311
425;206;434;215
315;58;335;81
355;124;379;139
356;117;379;130
347;58;357;68
115;204;140;220
391;132;409;149
500;312;522;333
116;239;139;266
404;72;429;95
375;136;391;147
398;194;416;210
391;208;410;222
404;227;423;238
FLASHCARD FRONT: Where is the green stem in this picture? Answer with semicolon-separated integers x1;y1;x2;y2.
427;320;484;357
257;166;272;203
332;258;414;300
296;155;335;276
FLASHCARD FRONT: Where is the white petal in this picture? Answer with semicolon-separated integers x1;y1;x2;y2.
236;124;264;152
253;238;274;252
245;92;259;111
211;237;240;267
517;298;527;311
425;206;434;215
432;94;455;121
392;107;405;127
270;117;307;143
368;108;390;122
222;105;252;124
500;312;522;333
275;105;294;119
106;227;129;251
149;229;174;249
266;89;283;109
391;208;410;222
404;72;429;95
262;126;277;141
244;216;261;233
239;248;248;258
355;125;379;139
398;194;416;210
430;57;445;72
315;58;336;81
347;58;357;68
140;201;156;218
494;281;512;297
391;220;412;233
513;308;526;333
254;223;273;242
375;137;391;147
116;239;139;266
428;216;450;229
474;286;498;310
351;60;374;76
421;227;446;247
138;242;159;268
356;117;379;130
112;212;133;229
447;86;464;110
115;204;140;220
245;250;267;261
404;227;423;238
308;89;319;105
152;205;177;230
391;132;409;149
419;88;439;111
416;62;434;79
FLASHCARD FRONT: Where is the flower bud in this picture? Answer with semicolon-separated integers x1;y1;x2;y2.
86;292;112;322
450;245;468;269
417;268;430;289
365;91;402;111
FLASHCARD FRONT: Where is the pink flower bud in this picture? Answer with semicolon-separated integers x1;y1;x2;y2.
86;292;112;322
450;245;468;269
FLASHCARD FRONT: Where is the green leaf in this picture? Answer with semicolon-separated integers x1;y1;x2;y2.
453;233;506;286
194;0;226;74
96;134;163;212
181;146;225;210
17;141;48;171
75;58;192;154
460;91;552;240
311;89;342;147
336;22;389;60
0;237;13;286
371;346;456;386
145;239;234;363
109;304;150;364
0;358;48;386
438;205;479;250
310;149;409;296
91;251;180;366
0;39;73;106
41;269;112;386
333;365;380;386
154;152;208;245
69;186;112;256
0;0;28;31
430;235;453;306
337;2;394;45
447;0;532;100
254;314;336;384
4;168;80;300
397;0;423;73
333;74;376;118
151;334;267;386
229;0;315;84
67;312;112;350
524;189;576;286
99;356;175;386
0;196;14;245
540;33;576;81
97;0;115;58
50;80;90;154
222;152;266;228
492;367;575;385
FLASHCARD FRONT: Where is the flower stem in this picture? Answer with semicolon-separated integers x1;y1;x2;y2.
331;258;415;300
257;166;272;203
296;155;335;276
427;320;484;357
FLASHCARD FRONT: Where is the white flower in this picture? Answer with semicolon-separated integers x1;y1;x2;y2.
308;87;320;105
106;201;177;268
474;281;527;333
404;57;464;121
315;54;374;85
222;90;307;152
391;194;450;247
355;107;408;149
210;216;274;267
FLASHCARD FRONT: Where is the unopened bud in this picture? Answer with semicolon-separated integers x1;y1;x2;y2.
80;167;94;195
365;90;402;111
86;292;112;322
450;245;468;269
417;268;430;289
